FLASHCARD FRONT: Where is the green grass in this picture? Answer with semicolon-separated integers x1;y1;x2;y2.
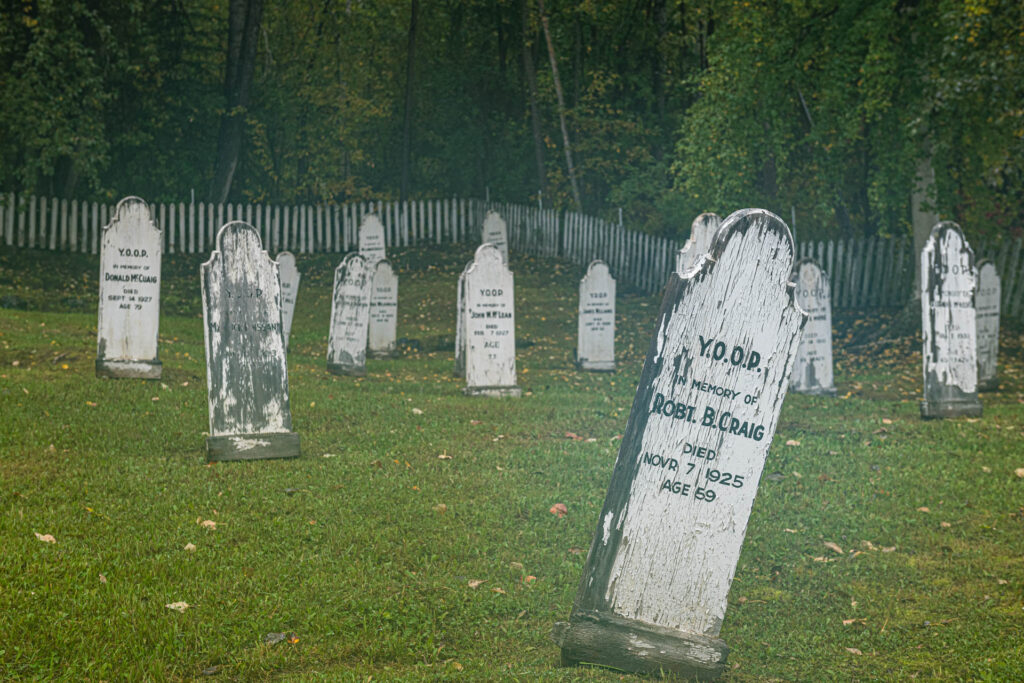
1;245;1024;682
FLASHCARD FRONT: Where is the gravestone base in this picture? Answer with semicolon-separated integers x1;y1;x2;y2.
920;398;982;419
368;349;399;360
552;612;728;680
577;359;615;372
792;386;837;397
95;358;162;379
462;385;522;398
327;362;368;377
978;378;998;392
207;432;300;462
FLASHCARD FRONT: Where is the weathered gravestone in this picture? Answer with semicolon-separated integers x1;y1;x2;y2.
201;222;300;461
481;210;509;263
358;214;386;265
463;243;520;397
368;259;398;358
920;221;982;418
577;260;616;371
789;259;835;395
96;197;162;379
276;251;300;351
676;212;721;274
975;260;1000;391
327;253;372;376
453;259;473;377
552;209;806;679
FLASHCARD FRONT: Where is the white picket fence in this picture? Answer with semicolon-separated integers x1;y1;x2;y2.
2;191;1023;313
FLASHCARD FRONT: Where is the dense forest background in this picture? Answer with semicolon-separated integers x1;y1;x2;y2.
0;0;1021;240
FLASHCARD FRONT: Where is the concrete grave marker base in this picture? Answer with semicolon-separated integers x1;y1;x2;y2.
552;611;728;680
576;358;615;372
327;362;368;377
95;358;162;379
462;385;522;398
920;398;982;420
207;432;300;462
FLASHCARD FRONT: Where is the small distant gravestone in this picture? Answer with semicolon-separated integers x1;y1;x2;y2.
789;259;835;395
975;260;1000;391
577;260;616;371
553;209;806;679
920;221;982;418
96;197;162;379
276;251;300;351
201;222;299;461
676;212;721;274
481;210;509;263
368;259;399;358
453;259;473;377
463;243;520;397
358;214;387;265
327;253;372;376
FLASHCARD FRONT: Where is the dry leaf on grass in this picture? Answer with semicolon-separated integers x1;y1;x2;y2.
549;503;568;518
412;408;424;415
166;601;190;612
199;519;217;530
99;574;107;584
184;543;197;552
434;503;447;514
468;579;486;589
34;532;56;543
785;439;801;446
845;647;863;655
1015;468;1024;478
437;452;452;460
491;587;506;594
824;541;844;555
842;618;866;626
916;507;930;513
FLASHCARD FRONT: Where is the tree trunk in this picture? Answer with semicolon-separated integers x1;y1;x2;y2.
538;0;582;210
521;0;546;195
400;0;419;202
209;0;264;205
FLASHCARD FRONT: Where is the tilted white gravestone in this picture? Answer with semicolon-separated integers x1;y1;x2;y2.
368;259;398;358
453;259;473;377
553;209;806;679
577;260;616;372
327;253;372;376
463;244;520;397
676;212;721;274
276;251;300;351
975;259;1000;391
96;197;162;379
201;222;300;461
920;222;982;418
481;210;509;263
358;214;386;265
789;259;835;395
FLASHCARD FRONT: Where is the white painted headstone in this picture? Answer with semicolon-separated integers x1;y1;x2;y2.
453;259;473;377
676;212;721;274
577;260;616;371
327;253;372;376
920;221;981;418
789;259;835;395
96;197;162;379
368;259;398;358
201;222;299;461
463;243;520;397
276;251;300;351
481;210;509;263
358;214;386;265
975;260;1000;391
553;209;806;678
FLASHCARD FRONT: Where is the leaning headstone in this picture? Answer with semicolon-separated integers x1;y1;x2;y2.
368;259;398;358
481;210;509;263
676;212;721;274
463;243;520;397
326;253;372;376
358;214;386;265
201;222;300;461
789;259;835;395
974;259;1000;391
96;197;162;379
553;209;806;679
920;221;982;418
577;260;616;371
276;251;300;351
453;259;473;377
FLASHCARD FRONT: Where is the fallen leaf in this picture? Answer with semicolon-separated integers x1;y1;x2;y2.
997;579;1008;585
412;408;424;415
288;634;299;644
917;507;930;513
524;575;536;583
166;601;190;612
549;502;568;518
470;420;481;425
792;471;802;479
824;541;844;555
99;573;107;584
882;418;893;424
200;520;217;530
981;466;992;473
468;579;486;589
510;562;524;572
568;547;584;555
940;521;951;528
565;432;583;441
813;556;836;562
842;618;866;626
451;662;464;671
437;452;452;460
264;632;292;645
880;546;896;552
785;439;801;446
845;647;863;655
34;532;56;543
85;401;97;407
322;453;338;458
783;528;799;533
434;503;447;514
1015;468;1024;479
491;587;506;594
184;542;197;552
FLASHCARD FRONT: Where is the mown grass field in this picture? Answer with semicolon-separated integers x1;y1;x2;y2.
2;245;1023;682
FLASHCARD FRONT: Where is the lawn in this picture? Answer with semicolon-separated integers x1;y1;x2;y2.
1;245;1023;681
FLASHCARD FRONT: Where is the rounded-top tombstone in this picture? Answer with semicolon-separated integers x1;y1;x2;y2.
789;258;835;395
553;209;806;679
974;259;1000;391
327;252;372;376
481;210;509;263
463;243;520;397
96;196;162;379
358;214;387;265
920;221;982;418
577;260;616;372
276;251;300;351
368;259;399;359
201;222;299;461
676;212;721;275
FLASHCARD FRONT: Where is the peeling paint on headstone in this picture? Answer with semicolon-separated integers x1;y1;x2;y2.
577;260;616;372
368;259;398;358
463;244;520;397
789;259;835;396
454;259;473;377
276;251;300;351
96;197;162;379
676;213;721;275
975;260;1000;391
327;253;372;376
